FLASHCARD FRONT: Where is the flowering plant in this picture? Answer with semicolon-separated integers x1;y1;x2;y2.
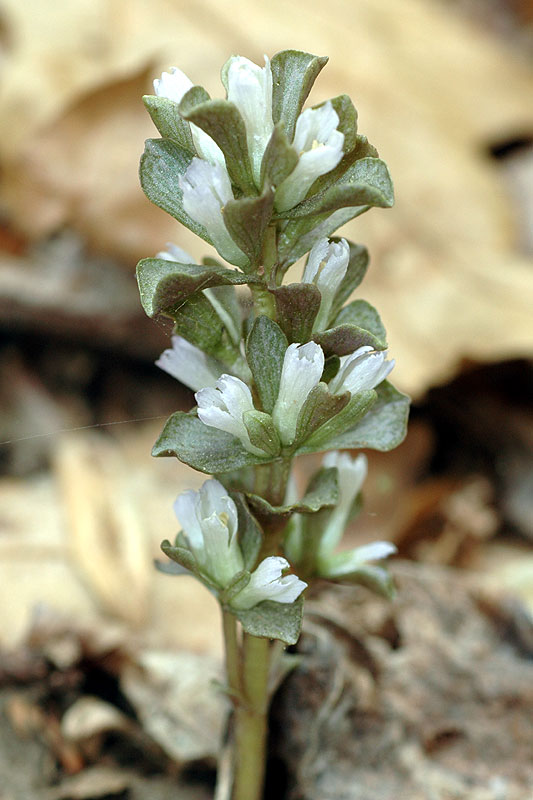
138;50;409;800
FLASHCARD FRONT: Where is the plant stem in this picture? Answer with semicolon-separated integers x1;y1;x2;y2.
250;283;276;319
233;634;271;800
250;223;278;319
254;456;291;507
261;223;278;286
222;609;241;697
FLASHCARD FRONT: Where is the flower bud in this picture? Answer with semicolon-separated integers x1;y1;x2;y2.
303;238;349;331
272;342;325;446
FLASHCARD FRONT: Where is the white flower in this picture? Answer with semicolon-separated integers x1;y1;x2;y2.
179;158;247;267
174;479;244;587
315;450;396;577
319;541;397;578
303;238;350;331
231;556;307;610
156;335;223;392
328;346;395;396
226;55;274;185
153;67;192;103
275;102;344;212
319;451;368;554
196;374;264;455
153;67;225;168
272;342;325;446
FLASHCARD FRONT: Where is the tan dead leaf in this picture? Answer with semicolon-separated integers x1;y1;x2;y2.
121;648;226;763
0;475;97;648
53;432;153;624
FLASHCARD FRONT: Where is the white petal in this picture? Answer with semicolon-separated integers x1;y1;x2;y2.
217;374;255;416
303;238;350;331
201;512;244;584
156;335;223;392
179;158;246;267
190;126;226;168
196;375;264;455
319;452;368;554
258;573;307;604
226;55;274;183
250;555;290;583
275;102;344;212
302;238;330;283
231;556;307;610
173;480;244;586
319;541;397;578
153;68;225;168
329;348;395;395
173;489;204;551
198;478;232;515
349;541;397;563
275;141;344;211
272;342;325;446
195;386;221;408
293;102;341;153
313;239;349;300
154;67;193;103
322;451;368;499
198;480;239;540
196;403;244;440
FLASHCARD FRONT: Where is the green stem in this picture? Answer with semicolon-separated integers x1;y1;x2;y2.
254;456;291;508
250;224;278;319
254;457;292;559
261;223;278;286
222;609;241;697
250;283;276;320
233;634;271;800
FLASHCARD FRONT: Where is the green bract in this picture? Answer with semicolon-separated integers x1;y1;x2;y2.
233;598;304;645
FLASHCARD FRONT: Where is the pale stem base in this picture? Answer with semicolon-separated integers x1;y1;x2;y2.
222;611;272;800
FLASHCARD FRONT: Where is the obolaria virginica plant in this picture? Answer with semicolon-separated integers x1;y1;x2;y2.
138;50;410;800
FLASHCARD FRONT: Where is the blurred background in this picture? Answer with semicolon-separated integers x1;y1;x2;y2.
0;1;532;798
